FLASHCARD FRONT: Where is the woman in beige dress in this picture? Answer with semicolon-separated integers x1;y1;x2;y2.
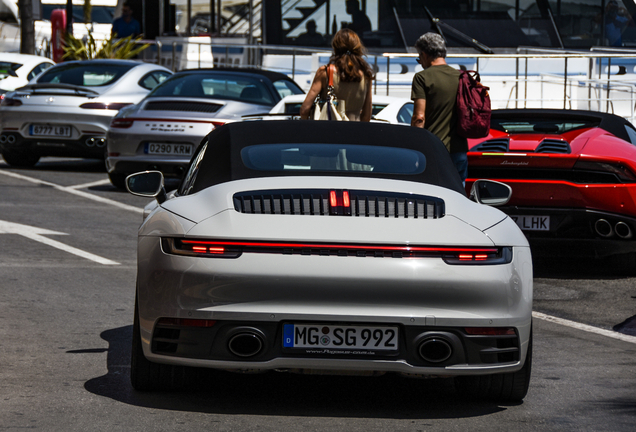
300;29;374;122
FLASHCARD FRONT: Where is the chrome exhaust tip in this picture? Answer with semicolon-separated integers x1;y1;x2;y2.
0;135;7;144
418;338;453;363
96;138;106;147
6;135;15;144
615;221;632;239
595;219;613;237
228;331;264;358
85;138;95;147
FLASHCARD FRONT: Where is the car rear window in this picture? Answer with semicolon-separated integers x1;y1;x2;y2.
37;63;135;86
241;143;426;175
148;73;276;105
491;117;600;134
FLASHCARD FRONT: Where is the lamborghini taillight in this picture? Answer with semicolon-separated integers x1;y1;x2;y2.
573;160;636;182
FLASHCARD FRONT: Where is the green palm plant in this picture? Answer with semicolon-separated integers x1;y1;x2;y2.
63;30;150;61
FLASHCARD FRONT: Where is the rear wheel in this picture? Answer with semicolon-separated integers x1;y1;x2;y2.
108;172;127;190
455;327;532;402
130;295;198;391
1;150;40;167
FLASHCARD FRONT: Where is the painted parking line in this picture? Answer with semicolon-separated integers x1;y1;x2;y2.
68;179;112;189
0;169;143;214
533;311;636;344
0;219;119;265
3;168;636;343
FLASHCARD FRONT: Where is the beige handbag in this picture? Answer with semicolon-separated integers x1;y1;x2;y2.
312;65;348;121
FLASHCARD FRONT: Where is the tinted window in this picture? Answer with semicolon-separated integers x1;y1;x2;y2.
397;103;414;124
179;141;209;196
38;63;135;86
139;70;171;90
284;102;302;114
371;104;387;116
491;117;599;134
42;5;115;24
241;143;426;174
625;125;636;144
272;79;304;99
149;73;275;105
0;62;22;78
27;62;53;81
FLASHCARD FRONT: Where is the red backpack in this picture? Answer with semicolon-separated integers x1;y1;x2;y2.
456;70;491;139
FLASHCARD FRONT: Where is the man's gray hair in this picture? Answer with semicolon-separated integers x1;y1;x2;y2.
415;32;447;59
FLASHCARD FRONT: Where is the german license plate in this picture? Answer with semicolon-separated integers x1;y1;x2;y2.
283;323;398;351
145;143;193;156
512;215;550;231
29;124;71;137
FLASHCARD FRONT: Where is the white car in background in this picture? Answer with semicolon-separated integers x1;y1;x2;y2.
268;94;413;124
0;59;171;167
0;53;54;94
105;68;304;189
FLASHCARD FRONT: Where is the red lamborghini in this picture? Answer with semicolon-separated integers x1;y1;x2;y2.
466;109;636;264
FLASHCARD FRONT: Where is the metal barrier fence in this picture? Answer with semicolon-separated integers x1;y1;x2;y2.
132;40;636;122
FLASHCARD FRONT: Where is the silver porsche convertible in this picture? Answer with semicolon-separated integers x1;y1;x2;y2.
126;121;533;401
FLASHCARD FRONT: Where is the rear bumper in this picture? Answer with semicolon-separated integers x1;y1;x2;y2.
137;235;533;375
0;132;106;159
106;156;189;178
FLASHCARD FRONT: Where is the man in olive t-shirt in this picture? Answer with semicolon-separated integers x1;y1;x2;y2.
411;32;468;183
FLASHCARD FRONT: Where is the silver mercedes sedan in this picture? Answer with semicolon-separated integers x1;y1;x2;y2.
126;120;533;401
105;68;304;188
0;60;172;167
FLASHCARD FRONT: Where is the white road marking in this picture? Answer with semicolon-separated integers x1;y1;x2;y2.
0;169;143;214
533;311;636;344
0;219;119;265
68;179;112;189
3;169;636;343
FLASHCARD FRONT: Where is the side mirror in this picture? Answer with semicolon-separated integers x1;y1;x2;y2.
469;179;512;206
126;171;167;203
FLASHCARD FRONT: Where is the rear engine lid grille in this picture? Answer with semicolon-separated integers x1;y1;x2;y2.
471;138;510;152
233;189;445;219
144;101;223;113
536;139;571;154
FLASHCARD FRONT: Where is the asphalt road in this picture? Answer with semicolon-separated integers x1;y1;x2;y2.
1;158;635;432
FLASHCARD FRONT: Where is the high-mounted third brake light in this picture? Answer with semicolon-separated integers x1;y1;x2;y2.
80;102;132;110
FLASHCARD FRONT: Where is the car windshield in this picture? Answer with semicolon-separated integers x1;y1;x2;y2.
148;73;276;105
37;63;135;86
0;62;21;78
42;5;115;24
241;143;426;175
491;117;600;134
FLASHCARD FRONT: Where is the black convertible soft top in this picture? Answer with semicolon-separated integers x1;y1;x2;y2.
492;109;636;143
182;120;465;195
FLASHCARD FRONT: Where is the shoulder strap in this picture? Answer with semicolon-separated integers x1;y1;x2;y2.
327;64;335;87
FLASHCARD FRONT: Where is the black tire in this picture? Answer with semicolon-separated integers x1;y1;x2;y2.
455;327;532;402
1;150;40;167
130;295;197;391
108;172;128;190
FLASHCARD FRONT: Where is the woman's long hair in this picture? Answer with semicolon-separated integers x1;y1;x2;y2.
330;29;374;82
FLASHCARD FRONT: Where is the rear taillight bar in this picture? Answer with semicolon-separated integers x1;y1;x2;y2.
162;238;512;264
